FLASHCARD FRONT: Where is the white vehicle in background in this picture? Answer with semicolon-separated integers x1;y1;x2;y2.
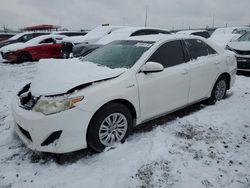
176;29;210;38
12;35;236;153
61;26;125;58
209;33;241;48
211;27;250;36
73;27;170;57
209;26;250;48
96;27;170;45
226;31;250;72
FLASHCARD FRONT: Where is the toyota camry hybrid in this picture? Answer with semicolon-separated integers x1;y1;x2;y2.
12;34;237;153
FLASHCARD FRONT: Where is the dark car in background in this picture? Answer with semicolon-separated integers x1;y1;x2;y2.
0;33;15;42
61;26;125;58
0;32;49;49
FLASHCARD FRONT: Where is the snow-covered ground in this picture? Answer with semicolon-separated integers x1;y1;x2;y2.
0;58;250;188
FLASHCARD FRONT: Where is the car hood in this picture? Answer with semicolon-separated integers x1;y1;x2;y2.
0;42;26;53
30;59;127;96
228;41;250;51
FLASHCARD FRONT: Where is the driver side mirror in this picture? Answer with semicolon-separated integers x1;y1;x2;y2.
140;62;164;73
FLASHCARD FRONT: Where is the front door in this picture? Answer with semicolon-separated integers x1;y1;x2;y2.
136;40;190;121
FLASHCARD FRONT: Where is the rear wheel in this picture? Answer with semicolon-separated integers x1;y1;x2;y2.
206;75;227;105
87;103;133;152
17;52;32;63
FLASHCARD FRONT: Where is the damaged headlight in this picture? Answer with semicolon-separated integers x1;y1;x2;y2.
33;96;83;115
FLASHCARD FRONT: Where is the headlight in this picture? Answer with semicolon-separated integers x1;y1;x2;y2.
33;96;83;115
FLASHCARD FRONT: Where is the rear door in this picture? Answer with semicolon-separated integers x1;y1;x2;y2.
184;39;222;103
136;40;190;121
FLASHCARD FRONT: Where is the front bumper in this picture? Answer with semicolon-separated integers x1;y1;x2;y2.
1;51;17;62
12;97;93;153
236;55;250;72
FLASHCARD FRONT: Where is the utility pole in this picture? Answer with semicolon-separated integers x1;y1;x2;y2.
144;5;148;27
122;17;125;26
212;14;215;28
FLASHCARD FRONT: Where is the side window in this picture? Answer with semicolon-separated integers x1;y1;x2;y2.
184;39;217;60
148;40;185;68
39;38;54;44
19;34;32;42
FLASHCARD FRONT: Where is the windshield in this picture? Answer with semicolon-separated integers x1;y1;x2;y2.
82;40;154;69
232;28;250;35
237;32;250;41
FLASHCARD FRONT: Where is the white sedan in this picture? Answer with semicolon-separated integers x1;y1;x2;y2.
12;34;237;153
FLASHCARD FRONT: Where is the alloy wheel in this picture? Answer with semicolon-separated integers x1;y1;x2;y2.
98;113;128;146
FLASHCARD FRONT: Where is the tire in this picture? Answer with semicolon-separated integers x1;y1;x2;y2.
17;52;32;63
87;102;133;152
206;75;227;105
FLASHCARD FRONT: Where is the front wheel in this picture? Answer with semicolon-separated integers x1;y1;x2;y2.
87;103;133;152
17;52;32;63
206;75;227;105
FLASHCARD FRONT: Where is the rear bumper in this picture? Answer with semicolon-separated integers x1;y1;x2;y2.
12;97;93;153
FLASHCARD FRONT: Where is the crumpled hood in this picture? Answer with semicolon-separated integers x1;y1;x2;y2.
30;59;127;96
0;42;26;53
228;41;250;51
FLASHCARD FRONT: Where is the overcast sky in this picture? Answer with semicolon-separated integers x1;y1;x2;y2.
1;0;250;31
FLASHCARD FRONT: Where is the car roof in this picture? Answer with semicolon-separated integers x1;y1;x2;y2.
177;30;208;34
53;31;87;34
112;27;169;34
25;34;65;45
123;33;202;43
9;32;50;40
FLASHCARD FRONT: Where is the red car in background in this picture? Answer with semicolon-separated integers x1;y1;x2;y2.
0;35;65;63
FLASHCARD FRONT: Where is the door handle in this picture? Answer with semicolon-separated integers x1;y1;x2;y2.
181;69;189;75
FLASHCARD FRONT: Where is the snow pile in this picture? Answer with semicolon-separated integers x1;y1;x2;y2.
0;61;250;187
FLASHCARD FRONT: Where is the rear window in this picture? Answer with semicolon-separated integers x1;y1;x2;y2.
131;29;170;36
60;32;86;37
184;39;217;60
192;32;210;39
40;38;54;44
